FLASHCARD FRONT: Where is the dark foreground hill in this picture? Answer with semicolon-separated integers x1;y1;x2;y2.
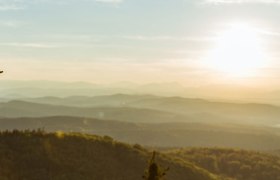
164;148;280;180
0;130;216;180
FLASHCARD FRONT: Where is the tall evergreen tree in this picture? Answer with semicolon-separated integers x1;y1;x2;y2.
143;151;169;180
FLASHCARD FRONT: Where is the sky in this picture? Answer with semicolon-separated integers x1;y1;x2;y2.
1;0;280;88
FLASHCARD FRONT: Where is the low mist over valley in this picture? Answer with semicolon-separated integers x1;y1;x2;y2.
0;81;279;151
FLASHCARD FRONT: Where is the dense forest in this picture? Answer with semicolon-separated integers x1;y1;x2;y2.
0;130;216;180
164;148;280;180
1;129;280;179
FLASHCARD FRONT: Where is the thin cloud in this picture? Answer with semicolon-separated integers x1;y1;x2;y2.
0;0;124;7
259;30;280;36
204;0;280;4
0;5;24;11
95;0;123;3
121;35;215;42
0;42;66;48
0;21;23;28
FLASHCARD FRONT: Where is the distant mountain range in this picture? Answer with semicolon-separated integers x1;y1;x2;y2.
0;100;190;123
1;80;280;104
0;80;279;179
0;80;187;99
12;94;280;125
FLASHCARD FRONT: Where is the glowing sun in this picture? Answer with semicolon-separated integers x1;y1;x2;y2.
206;22;266;77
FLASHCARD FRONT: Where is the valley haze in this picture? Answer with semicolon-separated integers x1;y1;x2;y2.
1;80;280;105
0;80;279;152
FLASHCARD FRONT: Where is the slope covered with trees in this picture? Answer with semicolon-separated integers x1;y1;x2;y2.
164;148;280;180
0;130;216;180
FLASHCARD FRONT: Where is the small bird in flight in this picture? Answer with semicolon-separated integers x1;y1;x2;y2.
0;71;3;74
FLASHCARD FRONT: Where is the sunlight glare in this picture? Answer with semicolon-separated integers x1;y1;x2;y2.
206;22;266;77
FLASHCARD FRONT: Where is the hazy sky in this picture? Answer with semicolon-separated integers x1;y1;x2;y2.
1;0;280;87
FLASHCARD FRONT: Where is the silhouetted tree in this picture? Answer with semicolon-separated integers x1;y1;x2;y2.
143;151;169;180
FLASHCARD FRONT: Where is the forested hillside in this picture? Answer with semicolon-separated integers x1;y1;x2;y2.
0;130;216;180
164;148;280;180
0;116;279;150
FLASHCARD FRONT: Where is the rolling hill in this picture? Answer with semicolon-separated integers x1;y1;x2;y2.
163;148;280;180
21;94;280;125
0;100;189;123
0;116;279;150
0;130;279;179
0;130;217;180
